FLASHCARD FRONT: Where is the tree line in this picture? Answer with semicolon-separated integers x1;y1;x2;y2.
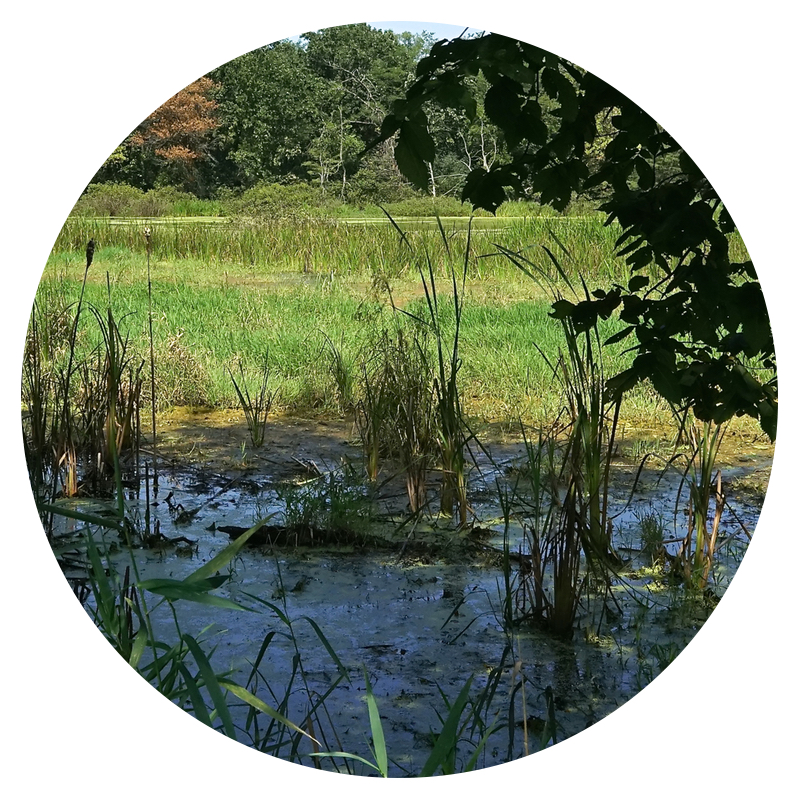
92;24;520;206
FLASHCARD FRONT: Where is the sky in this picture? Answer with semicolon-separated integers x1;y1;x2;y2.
367;20;484;39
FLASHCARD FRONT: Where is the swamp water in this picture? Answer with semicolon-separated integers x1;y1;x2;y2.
54;429;767;776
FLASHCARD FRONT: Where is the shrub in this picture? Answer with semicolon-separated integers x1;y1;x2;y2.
344;159;416;207
72;183;226;218
231;182;334;219
381;195;476;218
72;183;145;217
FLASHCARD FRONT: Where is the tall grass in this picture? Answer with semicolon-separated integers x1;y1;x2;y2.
492;240;630;635
672;418;727;588
23;246;144;510
228;352;277;448
32;257;653;426
52;214;663;287
358;325;437;512
399;216;472;525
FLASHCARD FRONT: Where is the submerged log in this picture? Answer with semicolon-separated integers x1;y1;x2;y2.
217;522;378;548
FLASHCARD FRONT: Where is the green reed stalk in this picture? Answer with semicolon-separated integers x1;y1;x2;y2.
674;417;727;588
423;217;470;526
54;238;94;498
386;212;471;524
145;226;157;482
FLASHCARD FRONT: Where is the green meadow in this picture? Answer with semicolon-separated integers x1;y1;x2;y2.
39;213;715;426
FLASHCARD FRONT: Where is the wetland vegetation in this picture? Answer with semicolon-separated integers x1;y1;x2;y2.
22;24;775;777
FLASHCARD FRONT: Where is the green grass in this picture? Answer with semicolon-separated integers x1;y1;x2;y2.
33;265;667;427
37;213;738;425
52;214;640;283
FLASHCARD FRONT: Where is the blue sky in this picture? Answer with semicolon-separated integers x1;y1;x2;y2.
366;20;484;39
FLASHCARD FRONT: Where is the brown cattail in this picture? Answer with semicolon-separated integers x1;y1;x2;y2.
86;238;95;268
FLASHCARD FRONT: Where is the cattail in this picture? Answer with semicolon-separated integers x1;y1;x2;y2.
86;238;95;268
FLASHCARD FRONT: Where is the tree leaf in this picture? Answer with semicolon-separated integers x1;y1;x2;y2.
395;117;435;189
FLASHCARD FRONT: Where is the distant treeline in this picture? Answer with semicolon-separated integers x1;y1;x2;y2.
86;24;604;211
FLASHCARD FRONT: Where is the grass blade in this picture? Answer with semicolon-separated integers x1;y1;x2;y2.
308;751;381;773
137;577;254;611
178;663;214;728
419;675;473;777
220;681;318;743
185;518;269;583
182;634;237;740
363;669;388;777
300;616;351;683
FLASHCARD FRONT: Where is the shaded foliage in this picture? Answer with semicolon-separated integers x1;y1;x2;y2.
373;33;776;439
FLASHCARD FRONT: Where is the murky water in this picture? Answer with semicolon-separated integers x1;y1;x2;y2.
54;444;766;775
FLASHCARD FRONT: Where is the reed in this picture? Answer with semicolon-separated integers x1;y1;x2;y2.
52;213;657;288
144;225;157;481
228;351;277;448
322;332;357;414
672;417;727;589
414;217;471;526
22;246;144;507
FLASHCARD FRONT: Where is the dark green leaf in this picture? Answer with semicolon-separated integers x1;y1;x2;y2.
604;326;635;346
550;299;575;319
395;117;435;189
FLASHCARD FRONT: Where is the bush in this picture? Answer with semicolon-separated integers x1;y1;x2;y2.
231;182;336;219
381;195;479;218
71;183;227;218
72;183;145;217
344;159;416;207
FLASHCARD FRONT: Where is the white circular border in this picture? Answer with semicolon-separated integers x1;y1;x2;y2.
3;2;795;797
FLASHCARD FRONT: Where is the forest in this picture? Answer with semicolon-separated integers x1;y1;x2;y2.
81;24;584;215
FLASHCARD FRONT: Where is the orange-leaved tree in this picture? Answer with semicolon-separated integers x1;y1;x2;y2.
128;77;219;193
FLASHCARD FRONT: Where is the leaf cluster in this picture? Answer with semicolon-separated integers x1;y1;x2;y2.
373;34;776;438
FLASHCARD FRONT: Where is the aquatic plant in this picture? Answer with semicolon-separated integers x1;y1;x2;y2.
635;505;668;565
144;225;158;481
490;241;628;635
355;358;387;483
384;213;472;524
277;467;373;538
228;351;277;448
416;217;471;526
22;248;144;511
322;332;357;413
672;418;727;589
357;324;437;512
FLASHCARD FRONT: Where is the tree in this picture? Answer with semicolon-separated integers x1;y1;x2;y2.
211;41;324;186
303;24;419;144
373;33;776;439
127;77;220;194
305;111;362;199
298;24;427;200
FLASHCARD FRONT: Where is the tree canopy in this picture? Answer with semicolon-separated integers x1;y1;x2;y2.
373;33;776;439
94;25;434;200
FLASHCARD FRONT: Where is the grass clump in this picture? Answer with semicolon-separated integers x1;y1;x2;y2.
228;352;277;448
